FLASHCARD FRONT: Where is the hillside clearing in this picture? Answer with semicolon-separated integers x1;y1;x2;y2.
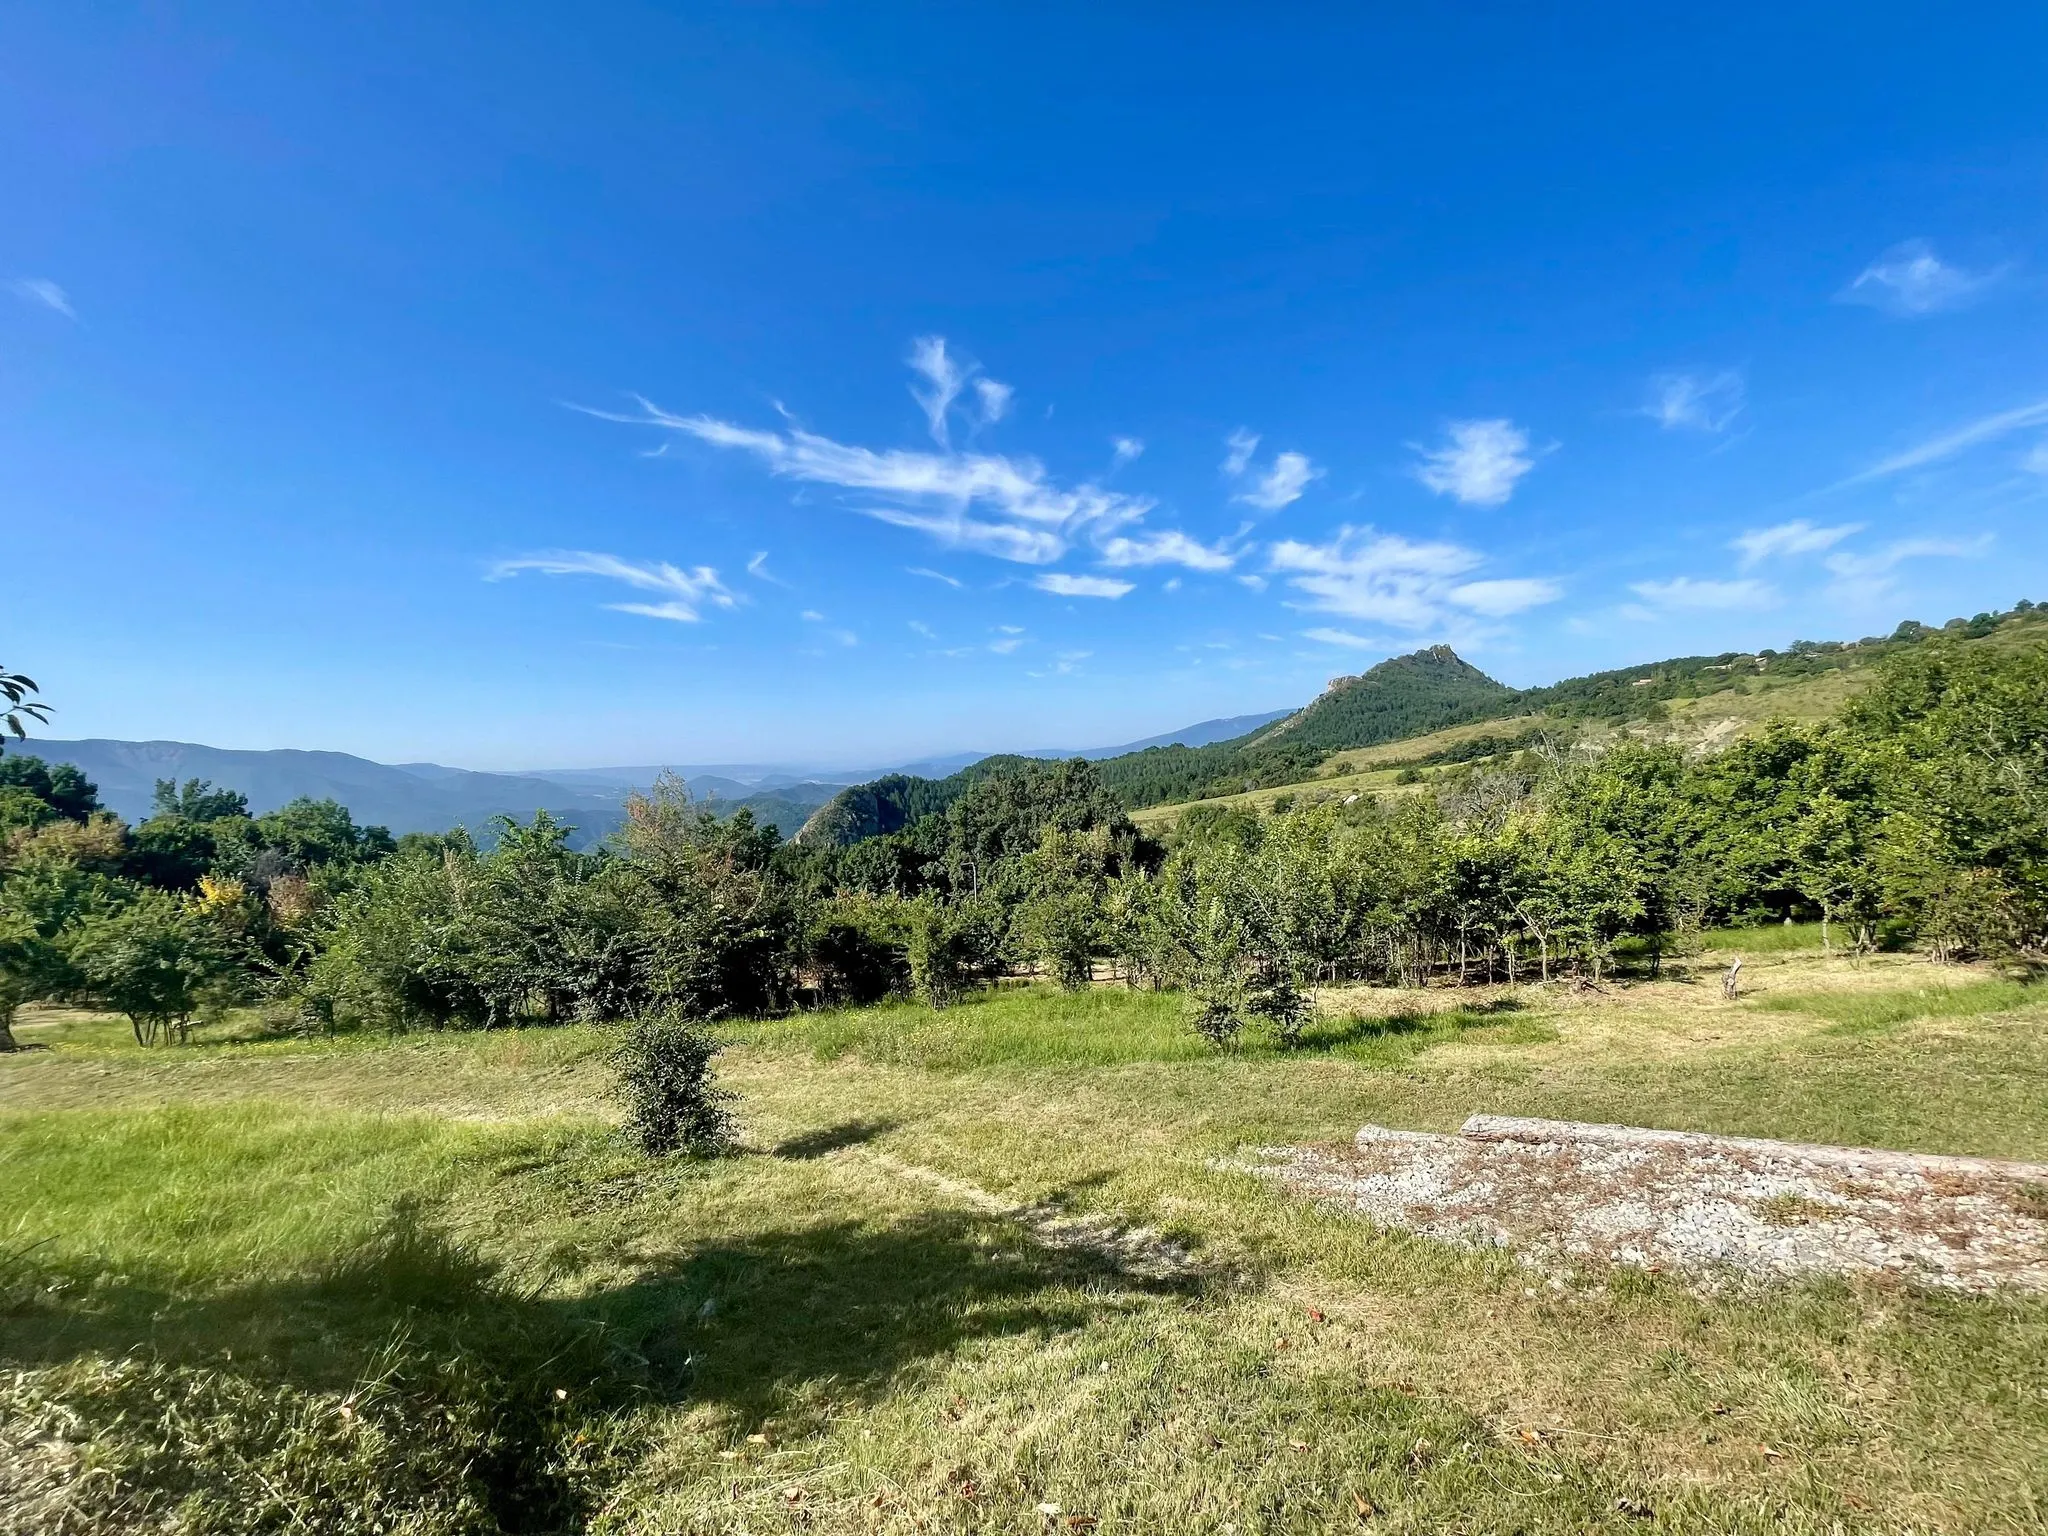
5;949;2045;1533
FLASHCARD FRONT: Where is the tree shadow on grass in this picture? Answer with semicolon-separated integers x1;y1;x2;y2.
768;1117;901;1159
3;1195;1204;1532
1297;995;1528;1056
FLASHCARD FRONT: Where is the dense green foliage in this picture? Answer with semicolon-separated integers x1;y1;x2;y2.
0;755;399;1048
611;1011;738;1154
795;754;1040;843
1253;643;1517;751
1509;610;2027;721
8;618;2048;1061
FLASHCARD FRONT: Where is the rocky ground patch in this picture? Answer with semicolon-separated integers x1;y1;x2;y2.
1253;1114;2048;1293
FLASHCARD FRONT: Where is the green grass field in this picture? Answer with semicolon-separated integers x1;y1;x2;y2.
4;950;2046;1533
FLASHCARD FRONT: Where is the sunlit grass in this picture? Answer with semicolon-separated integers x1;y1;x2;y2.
5;955;2047;1532
724;982;1556;1069
1755;977;2038;1035
1701;920;1829;953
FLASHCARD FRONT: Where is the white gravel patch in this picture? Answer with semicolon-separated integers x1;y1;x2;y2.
1250;1117;2048;1293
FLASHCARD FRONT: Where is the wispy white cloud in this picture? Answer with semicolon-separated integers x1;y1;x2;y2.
1412;419;1536;506
1842;398;2048;485
582;350;1150;566
907;335;968;445
1268;525;1557;630
1033;573;1135;599
908;620;936;639
6;278;73;318
1824;535;1990;604
1030;649;1093;678
1222;430;1260;477
1644;370;1744;432
1446;577;1563;616
989;632;1025;654
1840;240;2006;316
1112;436;1144;463
973;377;1013;426
745;550;791;586
1095;530;1236;571
489;550;738;622
1237;451;1321;512
1302;627;1384;650
1732;519;1863;568
1220;429;1320;512
1628;576;1777;612
2025;440;2048;477
907;566;963;588
907;335;1013;446
799;608;825;622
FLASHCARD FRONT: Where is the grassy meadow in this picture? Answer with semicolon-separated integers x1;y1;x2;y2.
4;936;2046;1534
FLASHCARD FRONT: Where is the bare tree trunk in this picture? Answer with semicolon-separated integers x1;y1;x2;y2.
0;1009;17;1053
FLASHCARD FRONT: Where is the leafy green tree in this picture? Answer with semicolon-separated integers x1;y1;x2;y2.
902;895;988;1008
0;756;101;822
125;814;221;891
68;889;247;1044
805;893;910;1005
251;796;396;867
1851;641;2048;953
1018;826;1111;990
152;777;250;823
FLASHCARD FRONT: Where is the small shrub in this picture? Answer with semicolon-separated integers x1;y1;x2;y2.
612;1013;737;1156
1249;967;1313;1048
1190;995;1244;1050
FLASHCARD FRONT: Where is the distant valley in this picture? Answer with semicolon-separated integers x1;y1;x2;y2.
20;708;1301;844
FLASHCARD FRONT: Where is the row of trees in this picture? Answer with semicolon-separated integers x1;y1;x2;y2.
291;637;2048;1047
4;636;2044;1051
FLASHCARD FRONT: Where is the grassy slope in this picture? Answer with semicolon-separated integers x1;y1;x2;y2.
4;945;2045;1533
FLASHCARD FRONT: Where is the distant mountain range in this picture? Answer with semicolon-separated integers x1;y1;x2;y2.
16;708;1298;843
887;709;1294;778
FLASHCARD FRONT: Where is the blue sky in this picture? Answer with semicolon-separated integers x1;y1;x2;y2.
7;4;2048;770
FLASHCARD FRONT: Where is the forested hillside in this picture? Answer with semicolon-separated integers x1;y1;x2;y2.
803;606;2045;843
796;755;1041;844
799;645;1524;842
1251;644;1516;750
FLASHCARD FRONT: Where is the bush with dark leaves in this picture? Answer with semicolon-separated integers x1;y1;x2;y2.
611;1013;737;1156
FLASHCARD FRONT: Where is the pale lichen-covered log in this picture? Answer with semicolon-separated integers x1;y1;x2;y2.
1453;1114;2048;1182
